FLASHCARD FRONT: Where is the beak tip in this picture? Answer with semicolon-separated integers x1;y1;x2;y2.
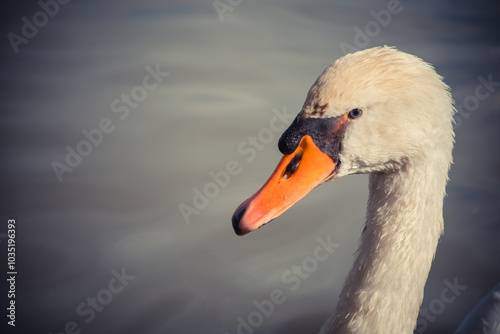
232;204;248;236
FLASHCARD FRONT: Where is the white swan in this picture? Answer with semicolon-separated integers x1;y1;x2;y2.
232;46;457;333
455;282;500;334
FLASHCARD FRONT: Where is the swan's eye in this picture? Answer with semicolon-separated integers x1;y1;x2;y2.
348;108;363;119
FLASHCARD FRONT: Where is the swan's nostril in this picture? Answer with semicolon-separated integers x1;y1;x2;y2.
232;205;247;235
283;152;302;179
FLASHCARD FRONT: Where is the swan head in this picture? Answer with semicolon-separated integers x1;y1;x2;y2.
232;46;455;236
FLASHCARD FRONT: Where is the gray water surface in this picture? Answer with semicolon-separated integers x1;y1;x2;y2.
1;1;499;333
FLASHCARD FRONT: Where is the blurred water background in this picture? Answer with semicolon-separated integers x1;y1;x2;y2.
1;0;499;333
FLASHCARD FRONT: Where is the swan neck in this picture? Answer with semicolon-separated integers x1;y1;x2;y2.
323;160;447;333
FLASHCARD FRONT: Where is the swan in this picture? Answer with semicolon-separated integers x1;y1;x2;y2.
455;282;500;334
231;46;457;333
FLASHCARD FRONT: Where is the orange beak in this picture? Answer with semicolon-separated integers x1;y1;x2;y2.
232;135;337;236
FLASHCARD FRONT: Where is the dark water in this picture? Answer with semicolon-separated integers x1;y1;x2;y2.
1;1;499;333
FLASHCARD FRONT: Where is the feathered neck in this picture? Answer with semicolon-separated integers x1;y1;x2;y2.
320;154;449;333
